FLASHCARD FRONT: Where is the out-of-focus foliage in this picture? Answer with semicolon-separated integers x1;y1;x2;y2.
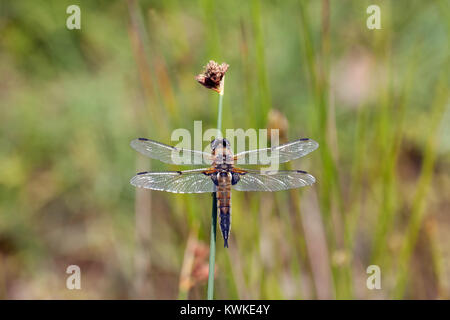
0;0;448;299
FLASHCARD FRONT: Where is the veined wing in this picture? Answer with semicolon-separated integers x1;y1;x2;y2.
234;138;318;165
232;169;315;192
130;138;213;165
130;168;215;193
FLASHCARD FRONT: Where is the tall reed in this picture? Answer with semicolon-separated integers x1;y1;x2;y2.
207;87;224;300
195;61;228;299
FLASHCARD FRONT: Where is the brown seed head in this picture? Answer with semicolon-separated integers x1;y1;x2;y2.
267;109;289;143
196;60;229;93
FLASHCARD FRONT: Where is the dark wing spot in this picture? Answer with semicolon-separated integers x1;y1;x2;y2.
138;138;149;141
211;174;219;186
297;170;308;174
176;171;182;175
137;171;148;175
300;138;310;141
231;172;240;185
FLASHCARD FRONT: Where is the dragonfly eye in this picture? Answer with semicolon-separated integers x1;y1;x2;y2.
222;138;230;147
211;138;219;150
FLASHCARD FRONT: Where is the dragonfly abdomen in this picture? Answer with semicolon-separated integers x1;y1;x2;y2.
217;172;232;248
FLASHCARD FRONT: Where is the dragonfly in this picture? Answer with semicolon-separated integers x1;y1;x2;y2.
130;137;318;248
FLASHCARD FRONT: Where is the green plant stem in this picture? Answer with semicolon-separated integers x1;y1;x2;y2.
393;75;447;298
217;90;224;137
207;193;218;300
207;80;225;300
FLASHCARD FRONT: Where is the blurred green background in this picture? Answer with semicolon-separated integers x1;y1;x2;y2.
0;0;449;299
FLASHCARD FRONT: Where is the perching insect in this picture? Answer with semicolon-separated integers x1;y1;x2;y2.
130;137;318;247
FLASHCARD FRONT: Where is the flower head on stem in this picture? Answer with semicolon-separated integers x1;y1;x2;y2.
196;60;229;94
196;60;228;300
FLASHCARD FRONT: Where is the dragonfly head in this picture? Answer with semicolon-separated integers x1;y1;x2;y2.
211;138;230;151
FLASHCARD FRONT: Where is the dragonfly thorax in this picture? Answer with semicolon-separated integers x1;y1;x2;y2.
216;163;233;171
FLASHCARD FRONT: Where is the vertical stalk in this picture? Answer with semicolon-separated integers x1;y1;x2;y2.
207;193;218;299
217;80;225;136
393;76;447;298
207;78;225;300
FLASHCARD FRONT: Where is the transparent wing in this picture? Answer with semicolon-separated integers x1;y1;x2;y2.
130;168;215;193
232;169;315;192
130;138;213;165
234;138;319;165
